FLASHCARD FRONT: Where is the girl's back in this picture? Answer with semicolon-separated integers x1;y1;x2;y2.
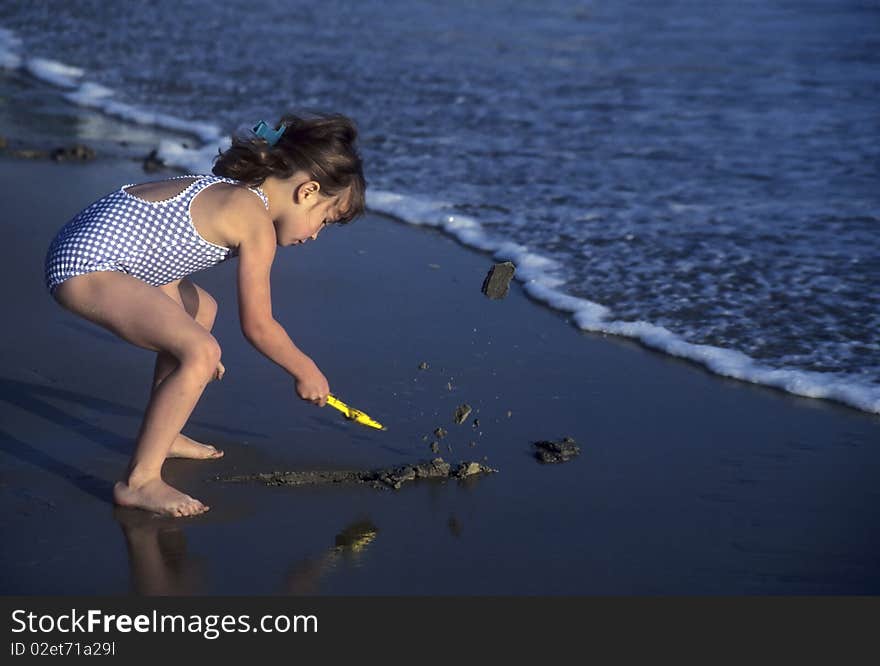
44;174;268;295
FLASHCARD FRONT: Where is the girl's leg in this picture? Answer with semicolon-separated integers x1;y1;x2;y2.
154;279;225;460
153;278;220;387
54;271;222;517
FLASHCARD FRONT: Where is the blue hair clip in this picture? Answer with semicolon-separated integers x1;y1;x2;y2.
253;120;285;146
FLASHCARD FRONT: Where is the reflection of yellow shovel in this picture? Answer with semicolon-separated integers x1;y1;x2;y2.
326;394;386;430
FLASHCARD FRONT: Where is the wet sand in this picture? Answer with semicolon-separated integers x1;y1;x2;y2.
2;89;879;594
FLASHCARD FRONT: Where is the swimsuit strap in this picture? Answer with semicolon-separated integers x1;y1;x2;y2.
204;175;270;211
248;186;269;210
246;184;270;211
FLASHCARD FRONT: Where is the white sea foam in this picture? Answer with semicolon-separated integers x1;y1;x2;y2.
369;189;880;415
25;57;83;88
63;84;222;142
2;27;222;144
0;27;22;69
156;138;230;173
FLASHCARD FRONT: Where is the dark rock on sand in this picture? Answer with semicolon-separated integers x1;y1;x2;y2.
454;404;472;424
2;141;95;161
142;149;165;173
430;441;440;454
481;261;516;299
434;427;447;439
418;361;429;370
533;437;580;464
51;144;96;162
219;457;497;491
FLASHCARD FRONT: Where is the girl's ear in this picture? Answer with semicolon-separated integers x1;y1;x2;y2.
294;180;321;202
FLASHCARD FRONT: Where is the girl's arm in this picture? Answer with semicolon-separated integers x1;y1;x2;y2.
230;191;329;405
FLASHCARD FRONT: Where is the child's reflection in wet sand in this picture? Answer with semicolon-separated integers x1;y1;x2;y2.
115;510;378;595
114;507;205;595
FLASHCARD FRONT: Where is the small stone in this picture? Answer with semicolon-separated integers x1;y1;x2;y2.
434;427;447;439
472;419;480;429
454;404;472;424
447;382;454;391
418;362;429;370
507;410;513;418
481;261;516;299
430;441;439;454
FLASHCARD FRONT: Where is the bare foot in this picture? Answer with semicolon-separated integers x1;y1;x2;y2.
114;478;209;517
167;434;224;460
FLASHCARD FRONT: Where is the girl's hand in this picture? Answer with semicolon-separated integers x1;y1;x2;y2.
294;361;330;407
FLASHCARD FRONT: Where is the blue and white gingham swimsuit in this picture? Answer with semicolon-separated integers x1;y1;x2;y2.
44;174;268;295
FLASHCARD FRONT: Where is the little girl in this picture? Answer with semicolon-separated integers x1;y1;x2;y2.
44;113;366;518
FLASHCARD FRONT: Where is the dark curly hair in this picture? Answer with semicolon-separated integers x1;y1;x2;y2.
212;113;366;224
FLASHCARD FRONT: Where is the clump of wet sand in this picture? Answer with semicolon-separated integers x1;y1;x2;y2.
218;457;497;491
533;437;580;463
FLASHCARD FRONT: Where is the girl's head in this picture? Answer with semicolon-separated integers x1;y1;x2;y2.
213;113;366;227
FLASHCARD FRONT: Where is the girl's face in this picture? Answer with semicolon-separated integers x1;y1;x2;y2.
271;174;344;247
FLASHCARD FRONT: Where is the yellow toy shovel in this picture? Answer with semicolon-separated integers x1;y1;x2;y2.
326;393;386;430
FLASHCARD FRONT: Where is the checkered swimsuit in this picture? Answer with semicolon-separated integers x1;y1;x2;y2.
44;174;269;295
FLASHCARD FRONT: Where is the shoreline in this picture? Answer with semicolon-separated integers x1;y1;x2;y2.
1;75;879;594
2;66;876;416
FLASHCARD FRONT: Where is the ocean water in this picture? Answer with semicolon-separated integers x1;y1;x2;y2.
1;0;878;413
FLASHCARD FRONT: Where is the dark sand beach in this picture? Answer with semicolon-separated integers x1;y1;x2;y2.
1;82;879;595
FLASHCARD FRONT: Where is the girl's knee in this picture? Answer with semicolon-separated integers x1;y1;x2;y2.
180;334;222;377
202;336;222;367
